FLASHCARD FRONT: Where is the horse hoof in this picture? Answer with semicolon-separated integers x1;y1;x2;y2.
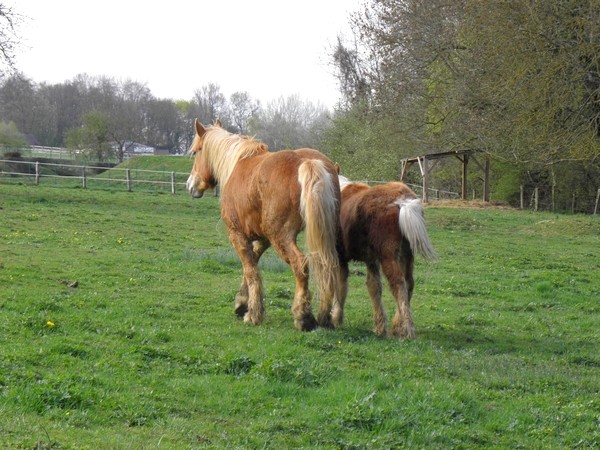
296;315;318;332
234;304;248;318
373;327;387;337
392;328;416;340
317;314;335;330
243;312;263;325
332;314;344;328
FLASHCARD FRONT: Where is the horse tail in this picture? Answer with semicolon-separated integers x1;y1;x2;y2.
396;198;437;261
298;159;343;306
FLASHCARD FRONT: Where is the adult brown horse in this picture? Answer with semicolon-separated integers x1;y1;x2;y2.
338;175;436;339
186;119;346;331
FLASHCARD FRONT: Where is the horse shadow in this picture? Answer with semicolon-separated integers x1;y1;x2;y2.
416;322;579;362
318;312;580;364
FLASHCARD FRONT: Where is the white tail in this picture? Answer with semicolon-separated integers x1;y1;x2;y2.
396;198;437;260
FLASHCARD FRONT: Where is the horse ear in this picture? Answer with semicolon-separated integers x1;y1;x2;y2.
214;118;222;128
194;119;207;137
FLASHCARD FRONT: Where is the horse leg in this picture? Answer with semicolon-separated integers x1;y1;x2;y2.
331;260;349;327
234;278;249;318
381;256;415;340
272;240;317;331
405;254;415;305
229;232;265;325
366;261;387;337
315;259;334;329
234;240;269;318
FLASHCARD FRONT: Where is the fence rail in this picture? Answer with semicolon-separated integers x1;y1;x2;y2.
2;158;598;213
0;159;190;194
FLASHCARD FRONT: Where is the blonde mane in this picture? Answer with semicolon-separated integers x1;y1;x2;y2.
201;127;267;187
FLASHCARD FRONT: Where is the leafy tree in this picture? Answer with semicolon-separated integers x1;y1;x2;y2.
0;119;26;150
176;100;198;153
329;0;600;204
323;107;403;181
65;111;112;161
456;0;600;209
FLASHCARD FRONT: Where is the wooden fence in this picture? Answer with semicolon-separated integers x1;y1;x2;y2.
0;159;190;194
1;158;458;199
520;184;600;215
2;158;598;213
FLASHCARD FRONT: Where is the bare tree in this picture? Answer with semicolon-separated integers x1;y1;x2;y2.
0;3;22;75
109;79;151;161
229;91;259;134
191;83;227;125
331;35;371;108
251;95;330;151
144;98;182;152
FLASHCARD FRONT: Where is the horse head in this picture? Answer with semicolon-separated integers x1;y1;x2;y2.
186;119;217;198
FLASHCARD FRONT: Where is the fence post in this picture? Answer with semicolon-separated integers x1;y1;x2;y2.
520;185;524;209
82;166;87;189
35;161;40;185
534;187;539;212
126;169;132;192
571;192;576;214
483;154;490;202
170;171;176;194
422;156;429;203
595;188;600;215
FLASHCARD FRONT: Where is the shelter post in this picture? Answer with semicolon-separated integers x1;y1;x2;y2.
483;154;490;202
422;156;429;203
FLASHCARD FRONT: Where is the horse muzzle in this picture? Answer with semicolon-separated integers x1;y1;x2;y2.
186;175;204;198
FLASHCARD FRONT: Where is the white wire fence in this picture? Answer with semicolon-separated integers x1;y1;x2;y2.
0;159;190;194
4;158;597;213
1;158;459;199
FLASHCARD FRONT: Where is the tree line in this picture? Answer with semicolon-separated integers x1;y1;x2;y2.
327;0;599;211
0;73;332;161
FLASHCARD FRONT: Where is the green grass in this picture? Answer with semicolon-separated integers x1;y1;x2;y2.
116;155;193;173
1;184;599;448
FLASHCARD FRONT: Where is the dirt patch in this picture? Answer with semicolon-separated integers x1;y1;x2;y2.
426;199;514;209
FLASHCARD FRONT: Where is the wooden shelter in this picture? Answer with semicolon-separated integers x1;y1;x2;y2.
400;149;490;203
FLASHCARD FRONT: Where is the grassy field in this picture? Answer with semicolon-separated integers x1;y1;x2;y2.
0;183;599;448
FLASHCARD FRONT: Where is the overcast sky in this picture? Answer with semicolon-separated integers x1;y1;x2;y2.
8;0;362;108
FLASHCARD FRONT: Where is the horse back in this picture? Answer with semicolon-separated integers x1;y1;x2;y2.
221;149;338;239
340;182;417;262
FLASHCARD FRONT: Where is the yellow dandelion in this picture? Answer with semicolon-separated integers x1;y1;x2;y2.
46;321;55;327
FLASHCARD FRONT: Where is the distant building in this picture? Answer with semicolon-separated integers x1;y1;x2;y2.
124;142;155;156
